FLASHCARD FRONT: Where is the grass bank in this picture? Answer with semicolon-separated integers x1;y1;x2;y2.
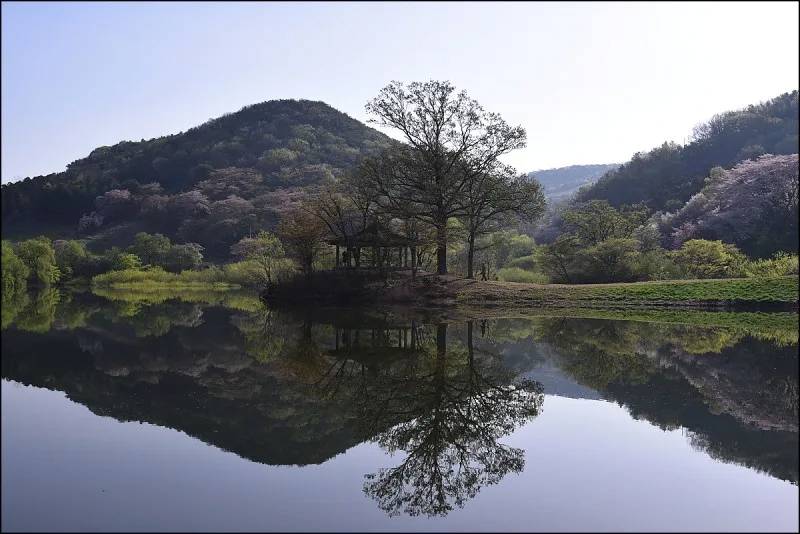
92;267;240;291
454;275;799;308
91;286;262;311
267;271;798;309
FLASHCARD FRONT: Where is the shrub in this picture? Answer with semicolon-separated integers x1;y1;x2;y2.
2;240;29;297
222;261;264;286
15;237;60;286
129;232;171;266
574;238;641;283
741;252;799;277
634;249;683;281
508;254;537;270
53;240;91;279
230;231;285;286
113;253;143;271
164;243;204;272
671;239;747;279
92;266;234;289
223;258;296;287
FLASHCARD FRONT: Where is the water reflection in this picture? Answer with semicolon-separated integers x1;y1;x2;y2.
1;289;798;518
317;321;543;517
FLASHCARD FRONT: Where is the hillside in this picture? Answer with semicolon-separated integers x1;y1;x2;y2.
657;153;798;257
1;99;393;251
527;163;619;200
576;90;798;211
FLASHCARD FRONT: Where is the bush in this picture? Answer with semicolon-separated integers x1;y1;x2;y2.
53;240;91;279
741;252;799;277
113;253;143;271
223;259;295;287
2;240;29;298
508;254;537;270
164;243;204;272
15;237;60;286
671;239;747;279
574;238;641;283
222;261;263;286
634;249;683;281
129;232;172;266
92;266;234;289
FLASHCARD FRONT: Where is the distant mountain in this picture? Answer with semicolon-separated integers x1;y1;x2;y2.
1;99;393;250
526;163;620;200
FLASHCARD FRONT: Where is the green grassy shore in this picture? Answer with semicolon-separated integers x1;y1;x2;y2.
452;276;799;307
92;267;798;309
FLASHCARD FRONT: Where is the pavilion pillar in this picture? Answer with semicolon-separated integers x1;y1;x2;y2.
335;245;340;268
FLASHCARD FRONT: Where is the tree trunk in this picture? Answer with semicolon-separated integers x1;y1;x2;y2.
436;323;447;360
410;245;417;280
467;234;476;279
436;220;448;275
467;321;473;364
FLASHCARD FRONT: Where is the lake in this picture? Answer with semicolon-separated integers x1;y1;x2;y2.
1;289;798;532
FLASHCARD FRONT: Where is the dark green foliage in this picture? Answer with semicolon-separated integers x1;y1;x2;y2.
53;240;92;279
671;239;748;279
536;202;654;283
561;200;648;246
576;91;798;210
164;243;204;272
574;238;642;282
127;232;203;272
129;232;171;266
109;252;143;271
14;237;60;286
2;240;29;298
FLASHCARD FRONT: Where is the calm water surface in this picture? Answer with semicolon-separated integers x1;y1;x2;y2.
1;290;798;532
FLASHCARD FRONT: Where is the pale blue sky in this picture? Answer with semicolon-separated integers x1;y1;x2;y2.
2;1;798;183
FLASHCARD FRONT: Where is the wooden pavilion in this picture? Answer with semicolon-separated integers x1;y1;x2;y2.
327;221;421;271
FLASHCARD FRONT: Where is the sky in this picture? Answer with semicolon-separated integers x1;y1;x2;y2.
1;1;798;183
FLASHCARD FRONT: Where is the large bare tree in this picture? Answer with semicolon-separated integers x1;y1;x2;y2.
460;164;546;278
364;80;526;274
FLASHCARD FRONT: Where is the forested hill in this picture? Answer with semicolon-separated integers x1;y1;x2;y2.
527;163;619;200
575;90;799;211
1;99;392;236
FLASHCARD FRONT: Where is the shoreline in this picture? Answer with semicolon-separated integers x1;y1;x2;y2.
263;273;800;312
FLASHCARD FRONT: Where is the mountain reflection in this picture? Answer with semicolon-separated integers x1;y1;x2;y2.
1;290;798;518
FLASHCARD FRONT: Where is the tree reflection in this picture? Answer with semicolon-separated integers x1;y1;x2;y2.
230;305;287;363
303;320;544;517
9;288;60;333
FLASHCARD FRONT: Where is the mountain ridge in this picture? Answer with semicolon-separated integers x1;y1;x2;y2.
526;163;620;200
1;98;393;233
